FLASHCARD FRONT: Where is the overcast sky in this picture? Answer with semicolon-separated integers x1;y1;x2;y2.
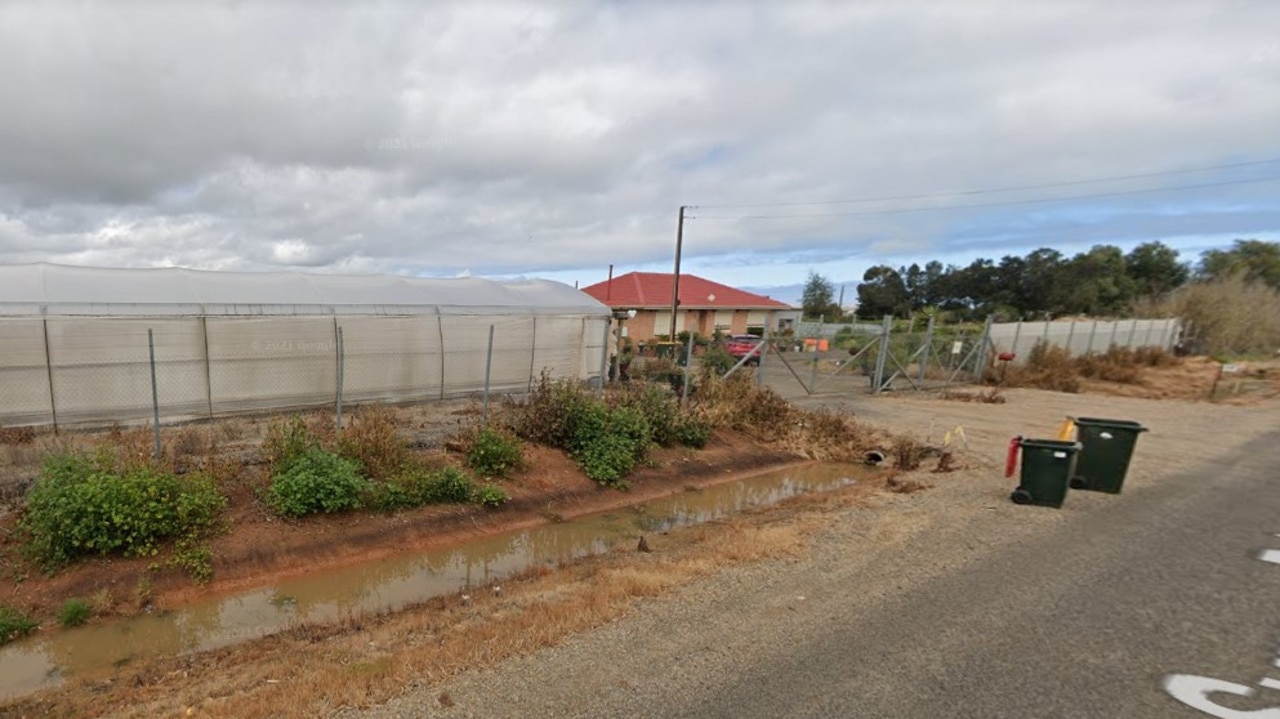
2;1;1279;303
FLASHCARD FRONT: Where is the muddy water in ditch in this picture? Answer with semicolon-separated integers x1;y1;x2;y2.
0;463;870;701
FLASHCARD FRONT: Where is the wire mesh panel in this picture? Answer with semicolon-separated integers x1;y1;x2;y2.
439;315;536;397
46;318;209;426
337;315;442;404
0;319;54;426
530;315;589;384
206;317;338;414
581;317;609;385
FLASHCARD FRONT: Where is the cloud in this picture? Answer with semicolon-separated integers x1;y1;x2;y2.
0;1;1278;288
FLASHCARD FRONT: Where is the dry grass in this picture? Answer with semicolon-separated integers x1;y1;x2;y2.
1146;273;1280;356
997;342;1184;394
937;388;1007;404
6;491;839;719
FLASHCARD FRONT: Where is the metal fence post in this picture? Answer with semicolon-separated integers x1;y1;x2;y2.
200;316;214;418
1041;318;1051;347
1143;319;1154;348
756;322;770;388
335;326;345;430
682;330;695;405
597;320;609;399
1011;320;1022;359
482;324;495;425
1126;318;1138;347
973;316;993;382
1086;320;1097;355
42;318;58;432
1065;319;1076;357
872;315;892;394
527;316;539;392
148;328;161;459
1108;320;1119;350
918;315;935;387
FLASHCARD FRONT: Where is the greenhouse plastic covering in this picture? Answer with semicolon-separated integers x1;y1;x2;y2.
0;264;611;427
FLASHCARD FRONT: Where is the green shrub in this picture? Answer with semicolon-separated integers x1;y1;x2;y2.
0;606;37;645
506;372;595;450
423;466;476;504
474;483;510;508
21;451;227;569
371;465;488;510
574;431;638;487
569;405;650;487
58;598;92;627
698;347;737;376
466;427;523;478
613;383;680;447
267;447;369;518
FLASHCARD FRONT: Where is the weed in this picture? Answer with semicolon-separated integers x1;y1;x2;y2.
0;425;37;445
473;483;510;508
423;466;476;504
672;415;713;448
939;388;1007;404
21;451;227;569
698;347;737;376
504;372;595;449
133;577;152;610
466;427;524;478
169;538;215;584
892;435;925;471
58;598;92;627
169;426;209;458
997;341;1082;393
336;405;410;481
267;447;368;518
0;606;37;645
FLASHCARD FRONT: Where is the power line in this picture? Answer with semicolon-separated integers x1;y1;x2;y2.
693;157;1280;210
692;174;1280;221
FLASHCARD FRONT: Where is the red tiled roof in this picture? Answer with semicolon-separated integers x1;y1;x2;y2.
581;272;792;310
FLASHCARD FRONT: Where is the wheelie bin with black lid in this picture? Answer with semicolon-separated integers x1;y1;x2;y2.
1068;417;1147;494
1010;438;1082;508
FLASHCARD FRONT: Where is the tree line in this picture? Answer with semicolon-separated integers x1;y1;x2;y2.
800;239;1280;322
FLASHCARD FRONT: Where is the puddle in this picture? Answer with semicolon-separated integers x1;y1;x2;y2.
0;462;868;701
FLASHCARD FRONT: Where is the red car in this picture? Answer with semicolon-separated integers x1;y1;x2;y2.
723;334;763;365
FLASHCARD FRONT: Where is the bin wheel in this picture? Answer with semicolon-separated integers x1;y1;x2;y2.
1069;476;1087;490
1010;488;1033;505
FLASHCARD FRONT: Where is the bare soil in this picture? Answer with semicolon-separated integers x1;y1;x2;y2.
0;401;800;623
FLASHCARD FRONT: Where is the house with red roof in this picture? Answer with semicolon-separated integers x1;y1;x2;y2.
580;272;798;342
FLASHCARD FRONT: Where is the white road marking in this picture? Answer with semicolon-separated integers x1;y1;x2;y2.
1162;674;1280;717
1260;678;1280;691
1259;550;1280;565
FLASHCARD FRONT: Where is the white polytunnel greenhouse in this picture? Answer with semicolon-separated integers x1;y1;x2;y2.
0;263;611;428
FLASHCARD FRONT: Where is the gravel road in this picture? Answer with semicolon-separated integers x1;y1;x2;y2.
340;388;1279;718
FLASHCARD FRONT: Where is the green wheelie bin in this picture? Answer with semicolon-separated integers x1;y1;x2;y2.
1068;417;1147;494
1011;438;1082;508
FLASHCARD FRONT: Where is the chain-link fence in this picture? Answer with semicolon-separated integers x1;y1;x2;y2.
0;315;609;431
738;315;1181;396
